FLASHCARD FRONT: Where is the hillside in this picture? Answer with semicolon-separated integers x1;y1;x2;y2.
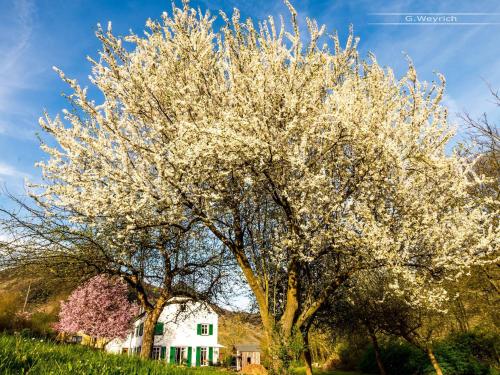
218;310;264;359
0;268;77;313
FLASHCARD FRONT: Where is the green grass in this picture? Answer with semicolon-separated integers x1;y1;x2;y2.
292;367;364;375
0;334;228;374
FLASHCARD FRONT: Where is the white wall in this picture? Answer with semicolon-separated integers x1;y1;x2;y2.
122;300;221;366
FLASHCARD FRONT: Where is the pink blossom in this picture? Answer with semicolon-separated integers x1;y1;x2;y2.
54;275;138;340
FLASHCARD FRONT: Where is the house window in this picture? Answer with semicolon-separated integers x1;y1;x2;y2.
197;323;213;336
151;346;161;360
200;347;208;366
201;324;209;335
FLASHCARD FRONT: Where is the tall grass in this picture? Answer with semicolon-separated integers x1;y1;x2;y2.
0;334;227;374
292;368;363;375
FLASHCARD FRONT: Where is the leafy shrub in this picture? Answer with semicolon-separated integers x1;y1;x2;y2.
358;330;499;375
359;339;425;375
425;330;500;375
336;334;371;371
221;354;235;367
29;311;58;336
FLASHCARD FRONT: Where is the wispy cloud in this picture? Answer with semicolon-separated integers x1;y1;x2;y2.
0;162;30;179
1;0;34;72
0;0;36;104
0;161;31;198
0;0;42;142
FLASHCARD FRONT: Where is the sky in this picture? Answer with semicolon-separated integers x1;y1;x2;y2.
0;0;499;205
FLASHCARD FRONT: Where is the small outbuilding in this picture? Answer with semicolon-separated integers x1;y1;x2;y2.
234;343;261;371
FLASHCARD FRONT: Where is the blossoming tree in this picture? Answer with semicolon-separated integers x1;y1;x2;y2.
55;275;138;344
34;1;497;372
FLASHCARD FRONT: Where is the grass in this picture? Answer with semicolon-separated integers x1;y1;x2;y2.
0;334;228;374
0;334;368;375
292;367;364;375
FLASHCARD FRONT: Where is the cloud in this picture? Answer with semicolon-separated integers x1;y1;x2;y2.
0;162;30;179
1;0;34;73
0;162;32;198
0;0;46;142
0;0;36;101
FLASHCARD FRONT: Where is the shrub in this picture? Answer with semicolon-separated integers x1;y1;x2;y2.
426;330;500;375
358;330;499;375
336;334;371;371
29;311;58;337
359;339;425;375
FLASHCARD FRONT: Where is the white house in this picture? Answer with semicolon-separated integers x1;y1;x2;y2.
105;299;223;367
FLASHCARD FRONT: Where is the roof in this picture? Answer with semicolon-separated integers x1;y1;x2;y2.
234;343;260;352
133;298;217;322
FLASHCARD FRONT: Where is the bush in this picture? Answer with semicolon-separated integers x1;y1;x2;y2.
358;330;499;375
359;339;425;375
336;334;371;371
427;330;500;375
29;311;58;336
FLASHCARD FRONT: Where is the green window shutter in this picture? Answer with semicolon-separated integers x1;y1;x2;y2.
208;347;213;365
154;323;164;335
139;323;144;336
209;324;213;335
169;347;176;364
160;346;166;360
187;347;192;367
197;323;201;335
196;347;201;367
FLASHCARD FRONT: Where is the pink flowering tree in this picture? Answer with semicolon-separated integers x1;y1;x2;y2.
54;275;138;343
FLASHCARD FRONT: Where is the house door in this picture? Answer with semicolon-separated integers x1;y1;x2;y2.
200;347;208;366
175;347;187;364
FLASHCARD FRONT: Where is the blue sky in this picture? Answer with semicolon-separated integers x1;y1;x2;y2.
1;0;500;206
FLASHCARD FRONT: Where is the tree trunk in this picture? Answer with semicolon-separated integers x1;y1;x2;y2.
426;346;443;375
367;326;387;375
302;327;313;375
281;261;300;336
453;297;469;332
269;262;301;374
264;323;298;375
140;301;166;359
